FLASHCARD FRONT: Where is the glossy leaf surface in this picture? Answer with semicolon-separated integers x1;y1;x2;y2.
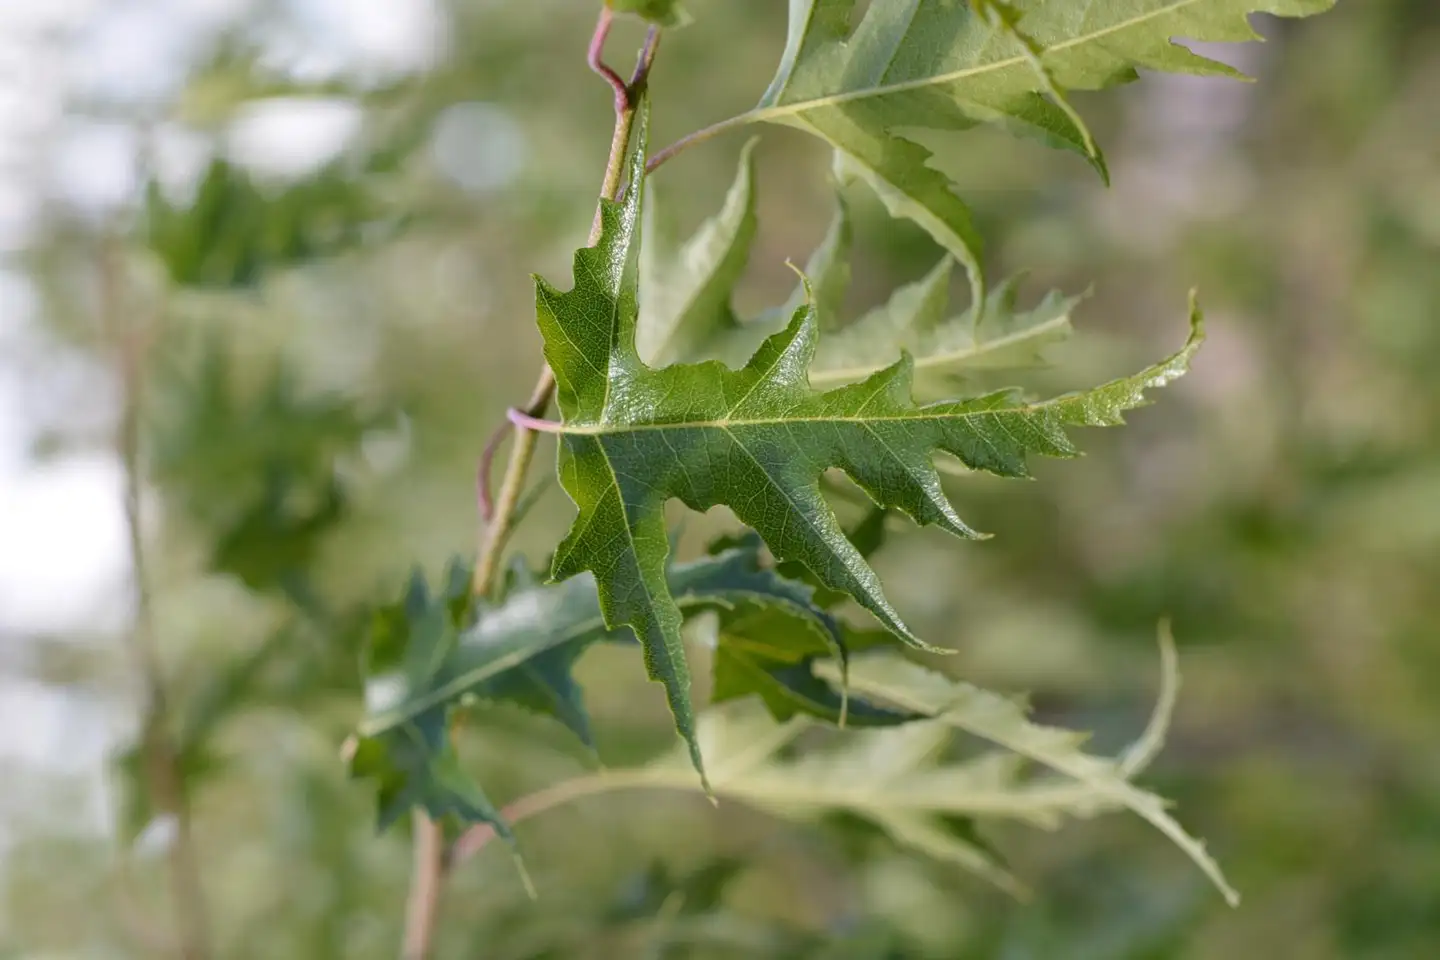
536;101;1202;788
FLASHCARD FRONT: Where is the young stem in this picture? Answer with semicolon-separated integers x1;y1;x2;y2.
645;112;751;176
103;240;211;960
400;14;661;959
400;815;446;960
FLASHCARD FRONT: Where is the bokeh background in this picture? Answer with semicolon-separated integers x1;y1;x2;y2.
2;0;1438;957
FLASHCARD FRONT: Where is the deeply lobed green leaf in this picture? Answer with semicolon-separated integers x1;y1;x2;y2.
536;98;1203;789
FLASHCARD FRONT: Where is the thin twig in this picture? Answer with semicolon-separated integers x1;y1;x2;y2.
477;420;509;523
400;13;662;959
451;771;657;864
401;814;446;960
103;239;211;960
630;26;662;89
645;112;751;176
588;7;628;113
505;407;564;433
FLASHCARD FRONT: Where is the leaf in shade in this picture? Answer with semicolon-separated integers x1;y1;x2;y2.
349;705;504;835
347;563;508;834
818;646;1237;905
533;97;1203;790
639;138;760;368
481;561;599;747
711;614;914;728
349;538;848;829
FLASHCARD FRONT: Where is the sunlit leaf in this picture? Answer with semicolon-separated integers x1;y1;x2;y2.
535;99;1202;788
491;633;1193;899
746;0;1337;300
818;643;1236;905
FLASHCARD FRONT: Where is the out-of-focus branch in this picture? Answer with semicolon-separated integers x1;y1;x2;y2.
102;238;211;960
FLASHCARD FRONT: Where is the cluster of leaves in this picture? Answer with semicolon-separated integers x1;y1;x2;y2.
117;121;412;839
343;0;1340;901
149;339;376;591
630;0;1333;299
639;138;1080;389
347;534;910;836
349;98;1209;892
525;103;1201;785
110;36;443;842
748;0;1334;298
109;0;1342;917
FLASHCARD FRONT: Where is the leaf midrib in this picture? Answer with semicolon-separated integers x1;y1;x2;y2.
810;311;1071;387
552;398;1064;436
357;614;601;736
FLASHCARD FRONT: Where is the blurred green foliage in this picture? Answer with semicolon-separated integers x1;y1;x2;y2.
3;1;1438;958
143;158;397;289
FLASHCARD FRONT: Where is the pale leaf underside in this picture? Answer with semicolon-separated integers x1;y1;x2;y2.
641;138;1079;391
744;0;1336;304
817;649;1237;905
483;632;1212;901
